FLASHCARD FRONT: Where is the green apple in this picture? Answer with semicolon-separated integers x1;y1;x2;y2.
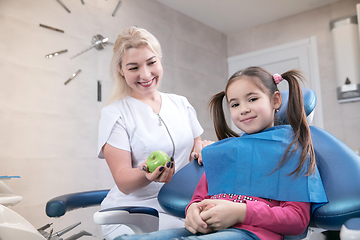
146;150;170;173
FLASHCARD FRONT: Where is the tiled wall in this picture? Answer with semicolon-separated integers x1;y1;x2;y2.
0;0;227;236
227;0;360;153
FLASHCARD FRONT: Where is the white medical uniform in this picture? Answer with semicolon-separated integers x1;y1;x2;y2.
98;92;203;239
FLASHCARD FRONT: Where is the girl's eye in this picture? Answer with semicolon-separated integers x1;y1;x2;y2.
231;103;239;108
249;97;258;102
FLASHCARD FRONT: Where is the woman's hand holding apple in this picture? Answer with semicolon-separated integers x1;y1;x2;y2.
140;151;174;183
156;160;174;183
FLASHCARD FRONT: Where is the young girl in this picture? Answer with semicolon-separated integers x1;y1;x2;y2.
116;66;327;240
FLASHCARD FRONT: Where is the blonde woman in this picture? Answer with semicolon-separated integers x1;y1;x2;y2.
98;27;204;239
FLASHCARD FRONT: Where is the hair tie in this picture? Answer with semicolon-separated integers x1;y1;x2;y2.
273;74;283;85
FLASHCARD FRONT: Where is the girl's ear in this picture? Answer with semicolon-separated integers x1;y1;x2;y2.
117;65;124;76
272;91;282;110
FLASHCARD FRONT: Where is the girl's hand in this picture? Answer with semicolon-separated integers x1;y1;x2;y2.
139;158;174;183
190;140;215;165
185;203;213;234
198;199;247;232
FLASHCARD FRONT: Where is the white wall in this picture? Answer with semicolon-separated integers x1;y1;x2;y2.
227;0;360;153
0;0;227;237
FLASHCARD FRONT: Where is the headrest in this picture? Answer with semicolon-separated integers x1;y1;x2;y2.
275;88;317;125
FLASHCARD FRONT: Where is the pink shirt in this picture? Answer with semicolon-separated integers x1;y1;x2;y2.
187;173;310;240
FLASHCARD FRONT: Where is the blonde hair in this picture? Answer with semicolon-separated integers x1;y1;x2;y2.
108;27;162;103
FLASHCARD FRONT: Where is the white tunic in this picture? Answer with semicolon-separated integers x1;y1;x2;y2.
97;92;203;221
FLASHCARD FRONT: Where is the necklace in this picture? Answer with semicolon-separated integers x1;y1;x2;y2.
157;114;175;159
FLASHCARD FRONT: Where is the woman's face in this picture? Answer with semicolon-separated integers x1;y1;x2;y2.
120;46;163;99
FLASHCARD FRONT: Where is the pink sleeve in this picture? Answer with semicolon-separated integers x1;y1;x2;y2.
243;200;311;236
185;173;208;215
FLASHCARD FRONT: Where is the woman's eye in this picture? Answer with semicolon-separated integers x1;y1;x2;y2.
148;61;156;65
128;67;138;71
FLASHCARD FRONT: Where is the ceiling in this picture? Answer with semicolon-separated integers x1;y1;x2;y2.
155;0;342;34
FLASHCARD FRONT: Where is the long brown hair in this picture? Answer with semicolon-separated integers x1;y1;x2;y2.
209;66;315;177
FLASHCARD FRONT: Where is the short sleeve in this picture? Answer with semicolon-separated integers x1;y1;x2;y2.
107;119;131;151
97;105;130;159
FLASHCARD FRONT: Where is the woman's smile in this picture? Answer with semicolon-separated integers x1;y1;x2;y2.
139;77;155;87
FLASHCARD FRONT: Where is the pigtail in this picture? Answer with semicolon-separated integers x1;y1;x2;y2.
278;70;316;177
209;91;239;141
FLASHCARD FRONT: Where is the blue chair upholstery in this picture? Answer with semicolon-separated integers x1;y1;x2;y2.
276;87;317;125
46;190;109;217
310;127;360;229
158;159;204;218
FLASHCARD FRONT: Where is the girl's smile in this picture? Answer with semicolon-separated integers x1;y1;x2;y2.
240;116;256;123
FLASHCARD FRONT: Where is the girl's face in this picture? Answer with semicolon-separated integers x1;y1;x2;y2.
227;78;281;134
119;46;163;99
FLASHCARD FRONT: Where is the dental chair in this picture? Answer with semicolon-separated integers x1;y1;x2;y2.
46;88;360;239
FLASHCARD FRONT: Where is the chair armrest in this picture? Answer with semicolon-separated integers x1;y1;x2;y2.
46;189;109;217
340;218;360;239
93;206;159;234
158;160;204;218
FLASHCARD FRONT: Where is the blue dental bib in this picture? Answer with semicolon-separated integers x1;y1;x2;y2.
202;125;327;212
